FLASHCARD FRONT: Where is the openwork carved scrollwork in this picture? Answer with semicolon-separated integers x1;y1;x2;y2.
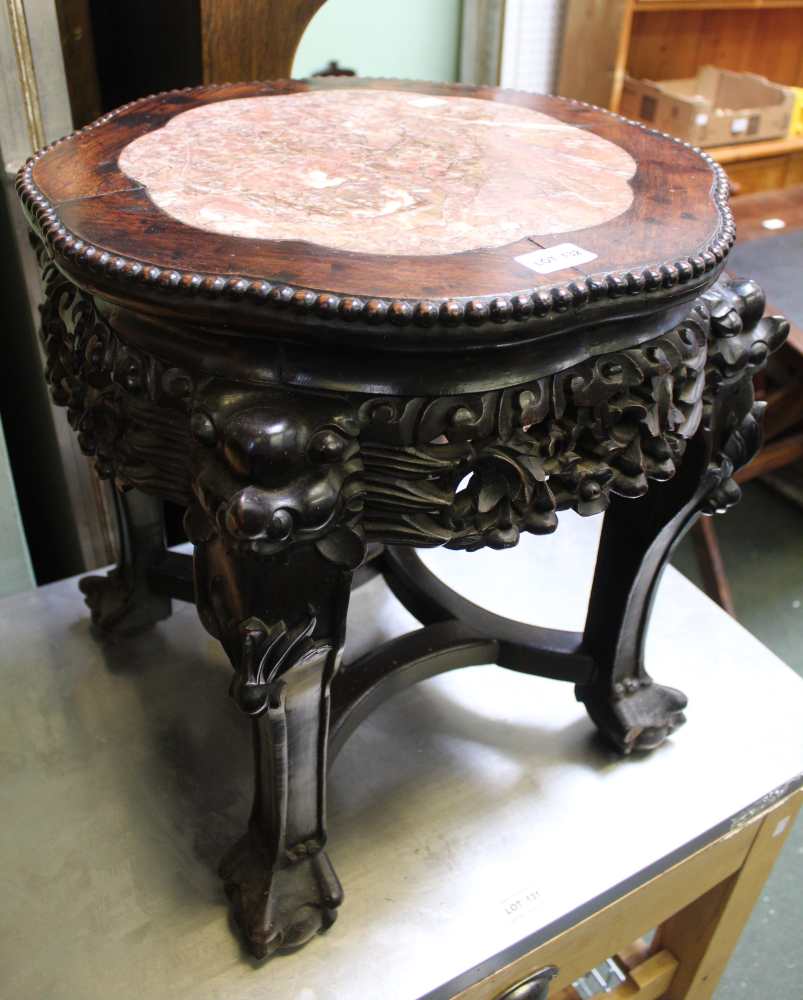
357;313;708;549
700;277;789;515
37;243;195;505
36;245;786;559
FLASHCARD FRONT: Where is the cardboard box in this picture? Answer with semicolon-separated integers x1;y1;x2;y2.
620;66;794;147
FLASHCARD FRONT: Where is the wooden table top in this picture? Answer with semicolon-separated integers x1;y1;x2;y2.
19;79;733;340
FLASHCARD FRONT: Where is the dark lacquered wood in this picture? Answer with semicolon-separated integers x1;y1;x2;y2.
19;78;733;343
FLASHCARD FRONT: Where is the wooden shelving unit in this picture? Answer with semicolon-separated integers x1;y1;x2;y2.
558;0;803;193
706;134;803;163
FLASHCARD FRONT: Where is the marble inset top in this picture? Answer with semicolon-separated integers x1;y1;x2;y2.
118;90;637;257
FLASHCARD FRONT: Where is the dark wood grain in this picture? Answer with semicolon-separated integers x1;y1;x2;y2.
19;78;733;341
200;0;327;82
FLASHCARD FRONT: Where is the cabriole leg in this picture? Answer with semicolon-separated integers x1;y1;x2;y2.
193;534;352;958
578;278;788;753
185;378;365;957
579;435;710;753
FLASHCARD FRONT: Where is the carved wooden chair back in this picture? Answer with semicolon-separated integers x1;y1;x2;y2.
201;0;328;83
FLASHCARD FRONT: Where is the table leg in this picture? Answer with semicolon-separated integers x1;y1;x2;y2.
180;376;365;956
659;790;801;999
191;531;354;958
78;486;172;635
577;432;714;753
578;278;788;754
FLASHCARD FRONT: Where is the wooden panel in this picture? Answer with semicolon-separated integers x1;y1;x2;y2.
708;135;803;164
722;154;790;193
455;809;761;998
200;0;326;82
557;0;632;108
627;11;706;80
786;151;803;183
627;9;803;86
89;2;202;112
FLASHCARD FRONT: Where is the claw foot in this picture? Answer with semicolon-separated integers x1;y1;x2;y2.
577;678;687;754
219;835;343;959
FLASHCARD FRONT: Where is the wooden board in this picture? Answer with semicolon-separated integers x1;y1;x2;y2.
556;0;632;109
725;154;793;194
627;8;803;87
708;136;803;165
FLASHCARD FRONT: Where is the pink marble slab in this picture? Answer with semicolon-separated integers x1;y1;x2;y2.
118;89;636;257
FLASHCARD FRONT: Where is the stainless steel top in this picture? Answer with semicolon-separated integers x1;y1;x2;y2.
1;515;802;1000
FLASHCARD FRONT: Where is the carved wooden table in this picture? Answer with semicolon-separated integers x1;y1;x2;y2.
17;79;788;960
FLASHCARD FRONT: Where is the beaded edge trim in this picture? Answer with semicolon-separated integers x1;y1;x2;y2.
16;79;734;331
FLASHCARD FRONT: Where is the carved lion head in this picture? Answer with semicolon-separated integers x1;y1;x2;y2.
186;381;364;555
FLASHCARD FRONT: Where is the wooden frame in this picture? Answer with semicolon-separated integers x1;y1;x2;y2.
462;788;801;998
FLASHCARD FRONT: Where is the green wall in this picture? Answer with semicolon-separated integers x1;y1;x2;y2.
293;0;462;82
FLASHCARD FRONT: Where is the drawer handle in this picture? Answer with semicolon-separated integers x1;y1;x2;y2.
495;965;558;1000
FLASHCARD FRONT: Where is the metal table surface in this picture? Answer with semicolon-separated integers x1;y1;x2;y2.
1;514;802;1000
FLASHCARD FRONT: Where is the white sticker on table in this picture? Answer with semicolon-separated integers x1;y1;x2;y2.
515;243;598;275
